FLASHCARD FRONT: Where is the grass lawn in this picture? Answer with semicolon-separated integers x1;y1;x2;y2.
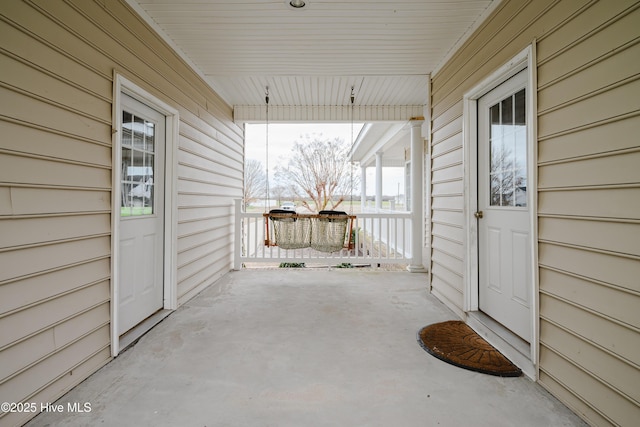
121;206;153;216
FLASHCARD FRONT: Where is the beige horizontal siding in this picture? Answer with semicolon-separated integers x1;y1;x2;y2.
537;41;640;114
0;341;111;427
536;2;640;86
0;85;112;142
540;268;639;334
0;236;111;284
538;115;640;162
0;152;111;189
539;151;640;189
539;242;640;293
0;0;242;424
539;217;640;257
540;320;640;410
0;52;112;120
430;0;640;425
0;120;112;168
0;303;110;383
0;258;110;316
0;280;110;350
3;325;110;402
432;0;585;115
0;213;110;250
538;188;640;219
177;205;234;223
539;370;612;427
540;344;638;427
0;187;111;216
538;79;640;139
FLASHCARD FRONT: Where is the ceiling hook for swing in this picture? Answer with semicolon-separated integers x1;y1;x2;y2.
265;85;269;105
350;85;355;105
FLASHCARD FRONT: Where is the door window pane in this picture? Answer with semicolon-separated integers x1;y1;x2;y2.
514;89;526;125
121;110;155;216
488;89;526;207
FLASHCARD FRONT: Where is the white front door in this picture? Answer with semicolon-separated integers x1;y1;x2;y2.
477;69;531;342
118;94;165;336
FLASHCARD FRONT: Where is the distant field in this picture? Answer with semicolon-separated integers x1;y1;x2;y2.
121;207;153;216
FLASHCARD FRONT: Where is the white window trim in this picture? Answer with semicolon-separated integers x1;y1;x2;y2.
111;72;179;356
461;44;539;378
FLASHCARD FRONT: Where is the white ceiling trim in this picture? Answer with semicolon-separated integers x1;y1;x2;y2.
234;105;424;124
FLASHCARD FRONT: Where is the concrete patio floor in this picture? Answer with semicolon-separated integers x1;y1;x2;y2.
26;269;586;427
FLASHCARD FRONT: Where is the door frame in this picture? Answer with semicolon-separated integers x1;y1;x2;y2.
461;45;539;378
111;72;179;356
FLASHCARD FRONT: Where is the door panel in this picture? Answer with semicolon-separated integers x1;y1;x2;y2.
487;227;501;292
118;94;165;336
478;69;531;342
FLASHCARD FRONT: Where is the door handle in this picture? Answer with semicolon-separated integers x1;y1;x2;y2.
474;211;484;219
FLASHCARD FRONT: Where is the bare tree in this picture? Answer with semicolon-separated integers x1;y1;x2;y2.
243;159;266;209
490;143;526;207
275;134;358;212
270;183;288;206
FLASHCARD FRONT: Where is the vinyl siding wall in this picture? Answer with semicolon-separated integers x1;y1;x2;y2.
0;1;242;425
429;0;639;426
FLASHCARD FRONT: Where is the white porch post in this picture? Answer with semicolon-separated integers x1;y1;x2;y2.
360;164;367;210
408;120;427;273
375;151;383;210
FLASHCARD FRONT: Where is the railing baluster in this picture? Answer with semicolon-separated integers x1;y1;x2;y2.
246;217;251;260
393;216;397;260
402;216;407;261
257;216;263;259
251;217;257;260
386;216;390;260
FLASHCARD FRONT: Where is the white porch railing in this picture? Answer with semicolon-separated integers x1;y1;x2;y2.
234;199;412;269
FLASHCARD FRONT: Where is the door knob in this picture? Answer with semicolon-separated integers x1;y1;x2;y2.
474;211;484;219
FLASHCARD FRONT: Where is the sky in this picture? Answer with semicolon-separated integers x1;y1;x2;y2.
244;123;406;196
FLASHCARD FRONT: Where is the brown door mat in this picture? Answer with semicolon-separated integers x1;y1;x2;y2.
417;320;522;377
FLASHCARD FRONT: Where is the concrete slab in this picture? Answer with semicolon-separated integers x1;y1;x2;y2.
26;270;586;427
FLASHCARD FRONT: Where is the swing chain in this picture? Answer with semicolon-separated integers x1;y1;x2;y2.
349;86;355;215
264;86;270;213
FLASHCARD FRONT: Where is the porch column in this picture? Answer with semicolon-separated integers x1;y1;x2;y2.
360;164;367;210
375;151;383;210
408;119;427;273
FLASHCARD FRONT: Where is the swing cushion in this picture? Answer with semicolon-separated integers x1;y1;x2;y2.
317;210;348;222
318;210;347;215
269;209;297;222
311;211;349;252
269;209;295;215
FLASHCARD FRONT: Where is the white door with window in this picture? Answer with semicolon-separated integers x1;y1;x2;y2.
118;94;165;336
477;69;531;342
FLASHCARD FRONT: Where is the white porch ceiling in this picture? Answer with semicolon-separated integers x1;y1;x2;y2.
129;0;497;118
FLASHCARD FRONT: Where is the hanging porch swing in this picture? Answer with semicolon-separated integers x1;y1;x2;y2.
264;210;355;252
261;86;358;253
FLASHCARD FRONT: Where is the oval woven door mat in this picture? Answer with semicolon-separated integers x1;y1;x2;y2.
417;320;522;377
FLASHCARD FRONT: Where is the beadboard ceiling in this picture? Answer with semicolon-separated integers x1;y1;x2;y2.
128;0;497;114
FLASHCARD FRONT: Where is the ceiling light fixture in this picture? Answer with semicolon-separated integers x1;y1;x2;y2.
289;0;306;8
